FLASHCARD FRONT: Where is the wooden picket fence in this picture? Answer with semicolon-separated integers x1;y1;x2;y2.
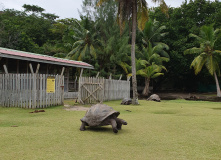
0;74;64;108
78;77;130;104
104;78;130;101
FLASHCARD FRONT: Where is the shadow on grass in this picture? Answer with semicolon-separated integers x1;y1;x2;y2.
212;108;221;110
152;110;178;114
86;126;113;132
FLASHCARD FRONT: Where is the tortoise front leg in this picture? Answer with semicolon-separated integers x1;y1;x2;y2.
110;119;118;133
80;122;86;131
116;118;127;130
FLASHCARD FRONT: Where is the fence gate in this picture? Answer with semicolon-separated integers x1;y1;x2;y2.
78;77;104;104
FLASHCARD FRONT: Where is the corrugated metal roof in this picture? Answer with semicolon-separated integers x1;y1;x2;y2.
0;47;94;69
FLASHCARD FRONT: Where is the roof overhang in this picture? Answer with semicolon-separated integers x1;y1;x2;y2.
0;47;94;69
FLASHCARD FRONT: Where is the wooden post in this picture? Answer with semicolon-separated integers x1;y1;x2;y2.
127;76;131;81
3;65;8;74
109;73;112;80
119;74;122;80
61;67;65;76
80;68;83;77
66;67;69;92
96;72;100;78
59;67;65;104
35;64;40;74
29;63;34;74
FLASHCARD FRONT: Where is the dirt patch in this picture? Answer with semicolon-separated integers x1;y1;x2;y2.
64;105;89;111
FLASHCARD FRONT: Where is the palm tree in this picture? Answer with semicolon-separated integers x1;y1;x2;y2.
141;19;169;58
138;42;169;95
97;21;131;75
119;42;169;96
184;25;221;97
98;0;168;104
66;18;97;61
137;60;167;95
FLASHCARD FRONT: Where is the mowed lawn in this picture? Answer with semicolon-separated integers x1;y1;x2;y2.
1;99;221;160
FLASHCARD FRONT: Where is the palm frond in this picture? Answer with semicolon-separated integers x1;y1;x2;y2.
81;43;88;60
66;45;81;57
189;33;203;42
90;45;96;58
190;54;207;75
72;40;85;48
119;62;131;74
151;73;164;78
205;55;216;75
137;69;148;77
184;47;202;55
137;0;149;30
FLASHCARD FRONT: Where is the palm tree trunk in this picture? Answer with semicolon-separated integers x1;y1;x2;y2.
131;0;138;104
214;72;221;97
142;78;150;96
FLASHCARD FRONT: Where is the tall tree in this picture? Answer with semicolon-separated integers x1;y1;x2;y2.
184;25;221;97
138;42;169;95
98;0;168;104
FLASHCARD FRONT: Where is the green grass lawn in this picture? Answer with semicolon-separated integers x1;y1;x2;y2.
1;100;221;160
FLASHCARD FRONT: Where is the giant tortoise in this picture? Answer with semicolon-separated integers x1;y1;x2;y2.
80;104;127;133
121;98;132;105
147;94;161;102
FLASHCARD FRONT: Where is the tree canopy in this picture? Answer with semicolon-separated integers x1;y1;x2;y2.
1;0;221;94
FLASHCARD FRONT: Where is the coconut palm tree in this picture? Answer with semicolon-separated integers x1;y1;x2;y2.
184;25;221;97
119;42;169;96
138;42;169;95
98;0;168;104
66;18;98;61
141;19;169;58
137;60;167;95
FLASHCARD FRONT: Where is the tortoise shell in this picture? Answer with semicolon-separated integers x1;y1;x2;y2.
147;94;161;102
121;98;132;105
81;104;120;126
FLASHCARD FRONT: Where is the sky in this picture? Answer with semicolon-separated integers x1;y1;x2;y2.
0;0;216;20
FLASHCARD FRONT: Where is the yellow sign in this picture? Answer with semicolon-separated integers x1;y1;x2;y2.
47;76;55;93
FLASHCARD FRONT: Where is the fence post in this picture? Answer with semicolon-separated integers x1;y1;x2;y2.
60;67;65;105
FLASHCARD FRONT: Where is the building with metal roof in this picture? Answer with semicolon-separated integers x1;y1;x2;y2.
0;47;93;97
0;47;94;70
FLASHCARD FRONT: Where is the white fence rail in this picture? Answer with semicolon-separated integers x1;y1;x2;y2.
0;74;64;108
